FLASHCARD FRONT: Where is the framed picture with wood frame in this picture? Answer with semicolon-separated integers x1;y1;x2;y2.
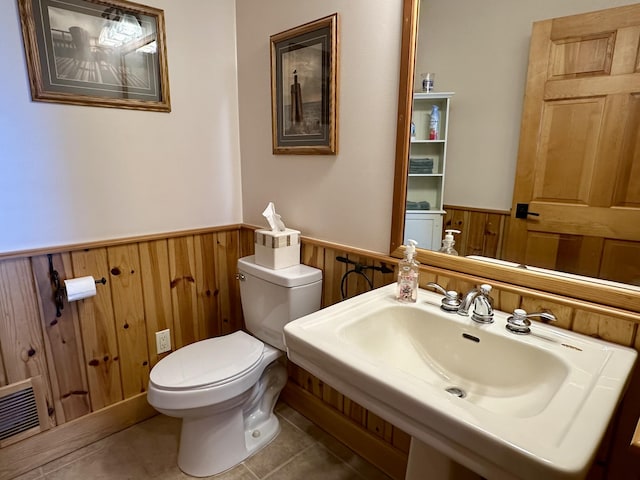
17;0;171;112
270;14;338;155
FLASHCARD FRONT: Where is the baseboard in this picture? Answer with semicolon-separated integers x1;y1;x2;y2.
281;382;408;480
0;392;156;480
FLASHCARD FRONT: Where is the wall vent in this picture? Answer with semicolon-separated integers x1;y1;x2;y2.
0;376;51;447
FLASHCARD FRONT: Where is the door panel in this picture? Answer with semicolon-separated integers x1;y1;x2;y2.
535;98;603;203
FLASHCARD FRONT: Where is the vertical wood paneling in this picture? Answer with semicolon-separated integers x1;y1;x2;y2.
31;254;90;424
443;206;510;258
0;259;55;426
138;240;174;367
107;245;150;397
0;260;48;382
302;243;327;310
71;249;122;411
366;411;393;443
493;290;521;316
323;248;346;306
572;311;637;346
168;236;198;348
344;397;367;427
214;231;243;334
484;213;505;258
0;347;6;387
392;427;412;453
465;212;488;256
194;234;219;340
239;227;255;259
321;383;344;412
301;243;325;270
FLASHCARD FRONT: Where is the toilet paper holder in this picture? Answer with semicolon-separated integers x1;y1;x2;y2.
47;254;107;317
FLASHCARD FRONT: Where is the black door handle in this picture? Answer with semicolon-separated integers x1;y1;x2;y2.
515;203;540;219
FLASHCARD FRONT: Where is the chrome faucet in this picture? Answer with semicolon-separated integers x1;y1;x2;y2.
427;282;494;323
458;284;494;324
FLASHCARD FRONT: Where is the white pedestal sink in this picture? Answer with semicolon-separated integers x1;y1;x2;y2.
283;284;636;480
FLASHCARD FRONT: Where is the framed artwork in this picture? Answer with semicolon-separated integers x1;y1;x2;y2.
17;0;171;112
270;14;338;155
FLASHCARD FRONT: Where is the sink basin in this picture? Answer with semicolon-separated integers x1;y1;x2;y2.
284;284;637;480
340;304;570;418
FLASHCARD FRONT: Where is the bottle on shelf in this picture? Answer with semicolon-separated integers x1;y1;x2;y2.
429;105;440;140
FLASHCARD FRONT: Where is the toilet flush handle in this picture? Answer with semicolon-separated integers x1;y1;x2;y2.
235;272;246;281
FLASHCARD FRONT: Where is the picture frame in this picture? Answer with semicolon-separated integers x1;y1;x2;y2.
270;14;338;155
17;0;171;112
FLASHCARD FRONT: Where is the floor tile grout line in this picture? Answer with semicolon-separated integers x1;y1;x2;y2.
276;407;392;480
260;443;318;480
39;441;113;477
241;462;262;480
316;441;385;480
275;409;322;441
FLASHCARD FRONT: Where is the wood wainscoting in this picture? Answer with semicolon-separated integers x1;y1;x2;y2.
0;225;639;479
443;204;511;259
0;226;250;479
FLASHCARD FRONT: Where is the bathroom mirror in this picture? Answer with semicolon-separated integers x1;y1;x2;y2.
390;0;640;312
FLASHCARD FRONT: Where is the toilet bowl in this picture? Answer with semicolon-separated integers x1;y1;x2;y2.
147;255;322;477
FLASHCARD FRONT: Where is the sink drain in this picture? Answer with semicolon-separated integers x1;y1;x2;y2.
445;386;466;398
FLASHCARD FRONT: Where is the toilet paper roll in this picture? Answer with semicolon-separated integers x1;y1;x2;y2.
64;276;97;302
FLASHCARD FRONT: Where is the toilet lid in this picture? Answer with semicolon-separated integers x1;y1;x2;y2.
150;331;264;390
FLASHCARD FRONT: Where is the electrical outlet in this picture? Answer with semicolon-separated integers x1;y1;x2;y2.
155;329;171;354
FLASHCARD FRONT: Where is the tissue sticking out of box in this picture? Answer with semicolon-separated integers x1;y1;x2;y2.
262;202;286;232
256;203;300;269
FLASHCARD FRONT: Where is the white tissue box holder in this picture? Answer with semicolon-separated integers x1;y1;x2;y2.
254;228;301;269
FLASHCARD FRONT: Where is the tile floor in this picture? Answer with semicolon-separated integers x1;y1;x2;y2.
16;402;392;480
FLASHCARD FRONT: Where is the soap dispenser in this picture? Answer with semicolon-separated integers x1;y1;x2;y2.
397;239;419;303
439;229;460;256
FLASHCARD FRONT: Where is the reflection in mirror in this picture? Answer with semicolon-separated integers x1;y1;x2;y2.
392;0;640;294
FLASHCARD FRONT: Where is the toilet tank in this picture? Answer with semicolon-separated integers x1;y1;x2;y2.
237;255;322;350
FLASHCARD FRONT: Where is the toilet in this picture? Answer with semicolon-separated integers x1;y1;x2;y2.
147;255;322;477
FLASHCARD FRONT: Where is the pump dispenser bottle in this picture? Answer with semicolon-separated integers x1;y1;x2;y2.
439;229;460;256
397;239;420;303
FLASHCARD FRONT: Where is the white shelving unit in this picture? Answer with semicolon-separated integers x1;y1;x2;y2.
404;92;454;250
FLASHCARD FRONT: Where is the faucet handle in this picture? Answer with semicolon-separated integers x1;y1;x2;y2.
506;308;556;334
426;282;461;312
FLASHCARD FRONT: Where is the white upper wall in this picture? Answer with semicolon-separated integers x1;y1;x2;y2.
1;0;403;255
417;0;639;211
0;0;242;253
236;0;402;254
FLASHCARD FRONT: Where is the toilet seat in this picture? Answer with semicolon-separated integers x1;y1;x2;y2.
150;331;264;391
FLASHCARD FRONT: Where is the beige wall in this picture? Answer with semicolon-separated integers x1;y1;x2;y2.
417;0;639;211
236;1;402;254
3;0;404;256
0;0;242;253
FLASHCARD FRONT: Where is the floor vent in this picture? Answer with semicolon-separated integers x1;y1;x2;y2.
0;376;51;447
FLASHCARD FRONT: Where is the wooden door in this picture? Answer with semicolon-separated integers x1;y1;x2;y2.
505;4;640;286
